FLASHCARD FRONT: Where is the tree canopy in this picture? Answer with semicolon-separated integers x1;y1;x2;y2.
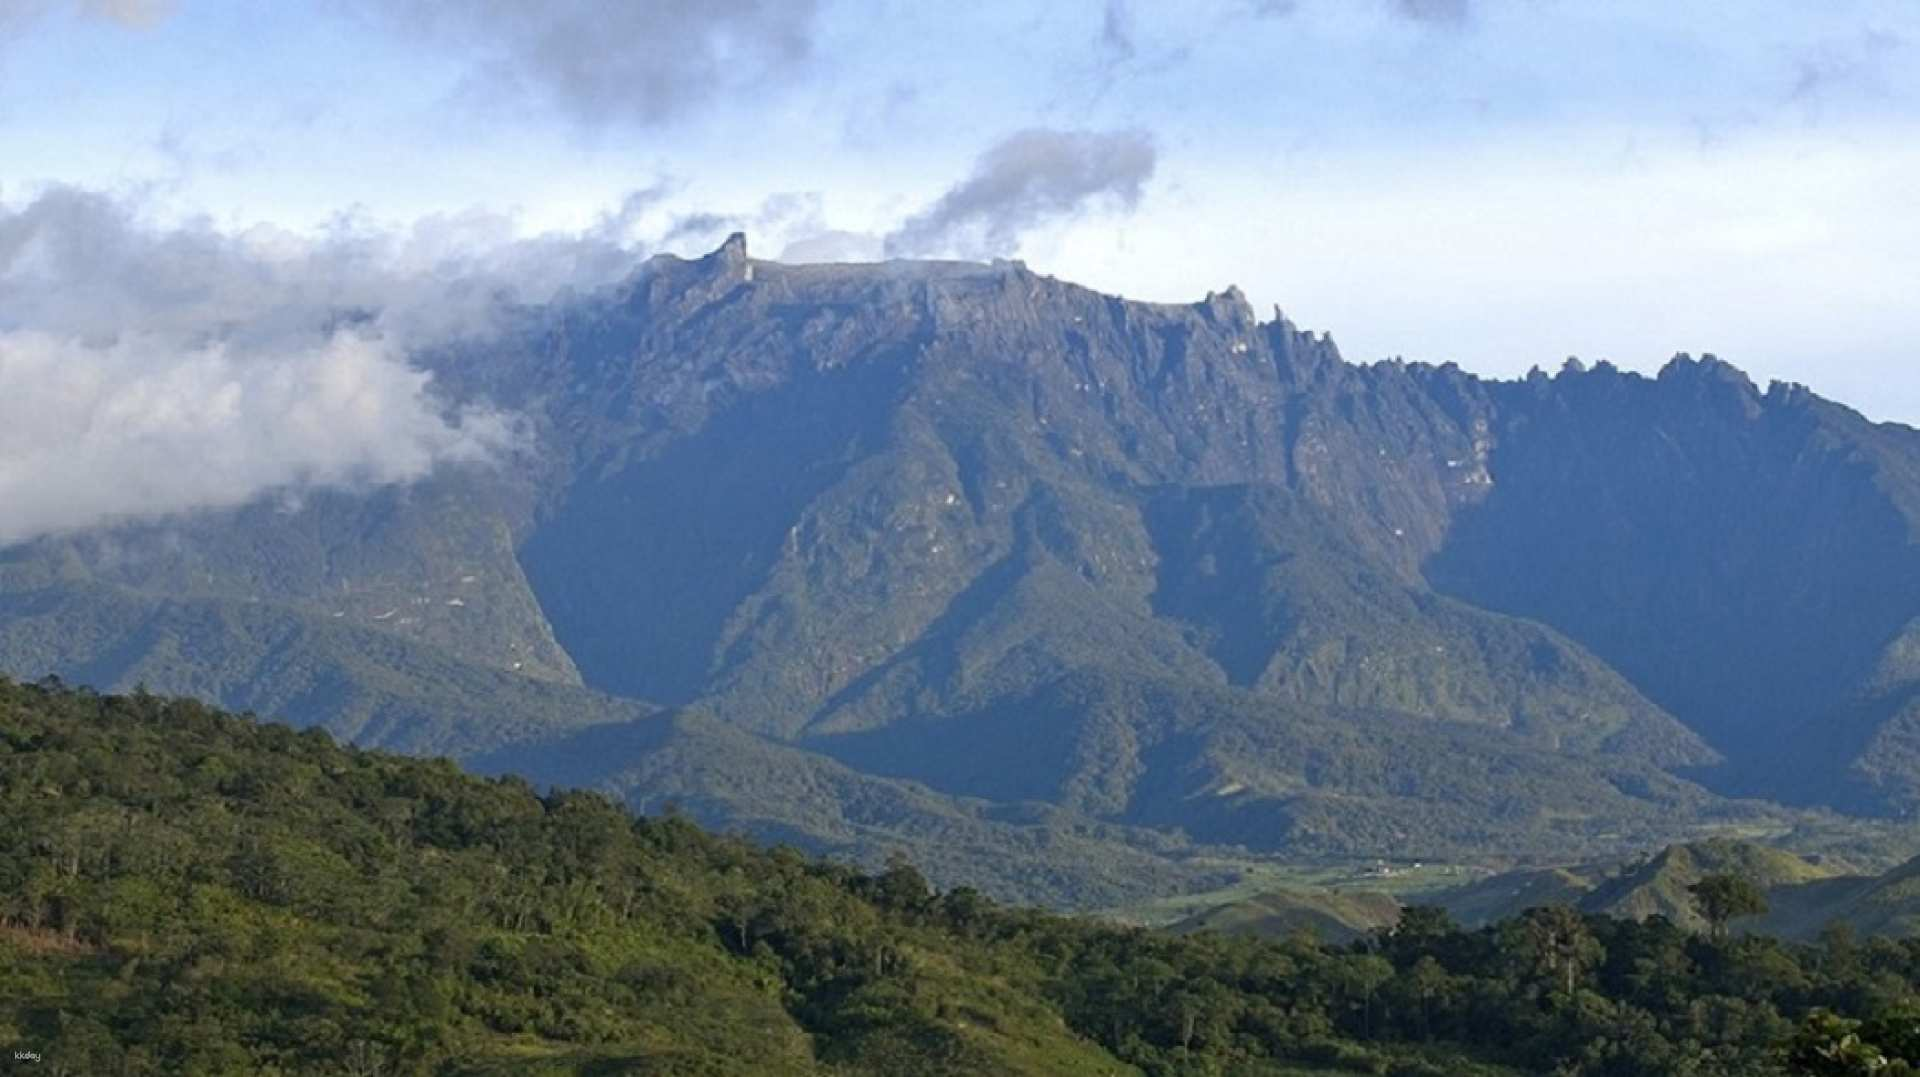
1;676;1916;1075
1692;872;1771;939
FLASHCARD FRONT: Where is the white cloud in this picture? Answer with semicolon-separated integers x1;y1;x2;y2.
780;229;884;263
0;184;664;546
0;331;513;545
0;186;652;346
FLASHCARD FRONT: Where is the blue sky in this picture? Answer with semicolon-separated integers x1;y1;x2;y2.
1;0;1918;538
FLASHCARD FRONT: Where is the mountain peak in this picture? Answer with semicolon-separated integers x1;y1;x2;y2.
628;232;754;306
710;231;749;264
701;232;752;283
1656;352;1764;417
1200;285;1255;328
1658;352;1758;392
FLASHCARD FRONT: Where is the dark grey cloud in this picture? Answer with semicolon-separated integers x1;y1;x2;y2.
0;184;680;545
352;0;823;130
884;128;1158;260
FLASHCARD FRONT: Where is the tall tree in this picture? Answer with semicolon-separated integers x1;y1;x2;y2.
1503;905;1603;998
1689;873;1769;940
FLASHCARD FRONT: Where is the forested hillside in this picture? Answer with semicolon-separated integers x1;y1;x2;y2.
3;677;1919;1076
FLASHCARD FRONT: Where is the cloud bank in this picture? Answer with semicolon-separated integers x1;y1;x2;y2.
0;332;511;546
884;128;1157;259
0;185;660;546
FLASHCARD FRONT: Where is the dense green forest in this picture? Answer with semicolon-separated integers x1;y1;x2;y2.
3;676;1918;1076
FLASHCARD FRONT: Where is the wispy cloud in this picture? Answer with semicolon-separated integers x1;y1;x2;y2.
779;230;883;263
1391;0;1470;26
1245;0;1298;18
348;0;824;130
884;128;1157;259
1100;0;1136;65
1789;28;1903;109
635;191;836;256
77;0;170;26
0;0;173;29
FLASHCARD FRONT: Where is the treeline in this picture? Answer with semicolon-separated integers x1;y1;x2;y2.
0;676;1914;1075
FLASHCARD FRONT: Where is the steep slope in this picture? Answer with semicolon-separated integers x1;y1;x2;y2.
505;244;1645;746
471;239;1743;862
1429;358;1920;810
0;468;575;683
0;581;636;756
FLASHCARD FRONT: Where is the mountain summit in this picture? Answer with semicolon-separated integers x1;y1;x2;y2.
5;236;1919;902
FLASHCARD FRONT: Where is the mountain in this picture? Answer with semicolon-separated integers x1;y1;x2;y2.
1427;358;1920;811
6;235;1920;903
